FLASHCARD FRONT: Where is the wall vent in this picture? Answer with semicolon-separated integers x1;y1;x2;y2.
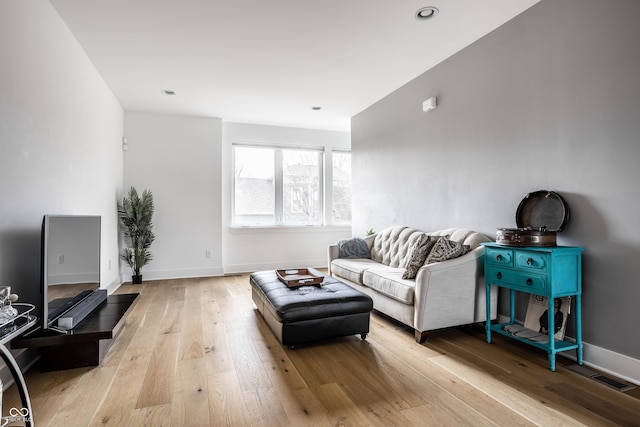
565;363;635;392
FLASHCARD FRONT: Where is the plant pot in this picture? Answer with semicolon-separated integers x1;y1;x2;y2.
132;274;143;284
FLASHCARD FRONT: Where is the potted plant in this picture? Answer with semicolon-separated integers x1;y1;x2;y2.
118;186;155;284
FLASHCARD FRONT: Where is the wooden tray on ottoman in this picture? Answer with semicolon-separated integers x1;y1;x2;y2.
276;268;324;288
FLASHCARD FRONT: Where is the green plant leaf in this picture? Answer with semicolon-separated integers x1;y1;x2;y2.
118;186;155;276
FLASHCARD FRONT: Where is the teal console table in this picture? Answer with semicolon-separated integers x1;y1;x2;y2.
482;242;584;371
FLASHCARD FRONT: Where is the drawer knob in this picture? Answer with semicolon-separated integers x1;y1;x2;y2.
527;258;533;265
526;278;533;286
497;272;502;279
496;254;502;261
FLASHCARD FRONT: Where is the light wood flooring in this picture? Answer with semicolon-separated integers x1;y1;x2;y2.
4;274;640;426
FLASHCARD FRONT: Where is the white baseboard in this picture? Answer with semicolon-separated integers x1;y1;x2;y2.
223;258;327;275
581;341;640;386
495;315;639;385
106;276;123;294
119;260;328;282
119;266;224;283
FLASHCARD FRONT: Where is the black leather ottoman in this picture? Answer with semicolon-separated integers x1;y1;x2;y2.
250;269;373;348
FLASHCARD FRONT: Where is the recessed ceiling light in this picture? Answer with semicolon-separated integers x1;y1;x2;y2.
161;89;176;95
311;106;322;111
416;6;439;20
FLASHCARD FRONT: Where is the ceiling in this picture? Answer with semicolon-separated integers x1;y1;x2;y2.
51;0;540;132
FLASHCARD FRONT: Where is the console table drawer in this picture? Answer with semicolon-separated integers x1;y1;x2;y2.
485;247;513;267
487;269;546;293
515;252;548;271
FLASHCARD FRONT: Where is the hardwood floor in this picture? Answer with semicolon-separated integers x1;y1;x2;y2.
5;274;640;426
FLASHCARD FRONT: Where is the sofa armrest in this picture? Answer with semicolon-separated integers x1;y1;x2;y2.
413;246;485;331
363;233;376;249
328;234;376;275
327;244;340;275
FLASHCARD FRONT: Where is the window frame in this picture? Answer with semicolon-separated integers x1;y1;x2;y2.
231;142;350;228
330;149;352;225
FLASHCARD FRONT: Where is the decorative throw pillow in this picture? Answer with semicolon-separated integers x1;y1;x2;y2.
402;235;438;279
338;237;371;259
425;237;471;264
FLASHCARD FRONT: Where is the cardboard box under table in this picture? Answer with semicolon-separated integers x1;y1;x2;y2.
250;269;373;348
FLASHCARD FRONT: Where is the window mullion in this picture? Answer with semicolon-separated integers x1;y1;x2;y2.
317;151;325;225
274;149;284;224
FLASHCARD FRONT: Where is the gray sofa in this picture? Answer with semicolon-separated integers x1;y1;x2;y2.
328;225;497;343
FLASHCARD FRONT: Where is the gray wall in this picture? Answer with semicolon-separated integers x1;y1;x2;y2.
352;0;640;362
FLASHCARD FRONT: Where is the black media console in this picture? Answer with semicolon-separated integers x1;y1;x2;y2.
12;293;138;371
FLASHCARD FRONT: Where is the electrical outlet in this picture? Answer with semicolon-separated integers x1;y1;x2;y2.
58;254;64;264
108;260;112;270
205;250;212;259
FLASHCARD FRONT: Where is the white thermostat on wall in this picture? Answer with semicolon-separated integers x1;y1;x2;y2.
422;97;437;112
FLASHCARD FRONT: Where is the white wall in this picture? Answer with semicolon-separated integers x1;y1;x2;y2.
0;0;124;307
121;118;352;278
0;1;124;385
222;123;351;273
123;112;223;280
352;0;640;381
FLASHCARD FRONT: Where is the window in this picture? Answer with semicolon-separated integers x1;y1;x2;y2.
282;149;321;224
332;151;351;224
233;146;275;224
233;144;351;226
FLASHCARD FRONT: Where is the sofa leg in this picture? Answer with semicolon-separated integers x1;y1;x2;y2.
415;330;428;343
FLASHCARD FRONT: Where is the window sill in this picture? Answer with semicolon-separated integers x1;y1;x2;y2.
229;225;351;234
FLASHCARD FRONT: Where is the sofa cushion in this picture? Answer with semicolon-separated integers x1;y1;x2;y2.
363;266;415;304
426;237;471;264
429;228;490;249
331;258;380;284
402;234;438;279
370;226;426;268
